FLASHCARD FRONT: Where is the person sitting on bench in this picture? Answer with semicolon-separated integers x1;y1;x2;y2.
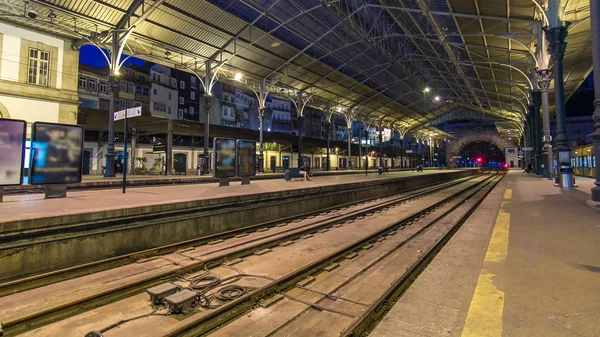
299;165;311;181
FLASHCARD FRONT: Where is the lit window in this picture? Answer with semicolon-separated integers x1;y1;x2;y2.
99;81;107;93
179;97;184;105
178;109;183;119
28;48;50;86
191;91;195;100
128;83;134;93
180;81;185;89
190;107;194;115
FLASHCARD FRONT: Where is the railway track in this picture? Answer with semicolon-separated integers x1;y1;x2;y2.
0;173;502;337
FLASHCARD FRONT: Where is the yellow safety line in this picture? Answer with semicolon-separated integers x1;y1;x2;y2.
461;188;512;337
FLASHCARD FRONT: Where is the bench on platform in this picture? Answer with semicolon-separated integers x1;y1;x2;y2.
285;168;304;181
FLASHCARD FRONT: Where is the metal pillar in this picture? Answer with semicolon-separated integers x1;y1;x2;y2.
202;94;211;175
326;121;331;171
364;126;369;175
546;24;573;187
130;127;137;175
400;137;404;168
104;31;120;178
258;108;265;173
537;69;554;178
202;60;212;175
347;128;352;169
378;127;383;167
532;91;543;175
357;122;362;169
589;0;600;202
166;119;173;176
297;116;303;167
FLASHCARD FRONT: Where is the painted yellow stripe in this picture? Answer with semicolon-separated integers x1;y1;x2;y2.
461;189;512;337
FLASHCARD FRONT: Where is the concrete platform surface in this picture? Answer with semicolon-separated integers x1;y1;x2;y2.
371;171;600;337
0;169;457;224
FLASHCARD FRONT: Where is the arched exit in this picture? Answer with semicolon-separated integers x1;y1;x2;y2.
454;141;506;169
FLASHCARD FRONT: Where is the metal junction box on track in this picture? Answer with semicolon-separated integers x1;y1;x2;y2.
164;289;198;314
146;283;179;305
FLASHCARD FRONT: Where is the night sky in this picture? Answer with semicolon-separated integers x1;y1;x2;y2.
79;45;145;68
79;46;596;118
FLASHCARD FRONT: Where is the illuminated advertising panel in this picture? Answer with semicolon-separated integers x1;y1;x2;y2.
236;140;256;177
29;122;84;185
213;138;236;178
0;118;26;186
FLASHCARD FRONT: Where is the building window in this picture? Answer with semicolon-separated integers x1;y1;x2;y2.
143;87;148;96
119;99;126;109
28;48;50;86
190;107;194;115
152;73;157;82
178;109;184;119
190;76;196;87
180;81;185;89
120;81;126;92
179;97;184;105
191;91;195;100
168;106;172;114
127;100;135;109
168;92;172;100
153;88;157;95
88;78;97;91
157;75;161;83
79;76;87;89
128;83;134;93
99;80;107;93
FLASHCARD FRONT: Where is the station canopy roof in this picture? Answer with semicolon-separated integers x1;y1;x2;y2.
0;0;593;142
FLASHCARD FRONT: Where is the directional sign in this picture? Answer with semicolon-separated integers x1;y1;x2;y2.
522;147;533;151
114;107;142;121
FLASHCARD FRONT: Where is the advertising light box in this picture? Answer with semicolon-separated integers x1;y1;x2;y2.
0;118;27;186
236;140;256;177
29;122;84;185
213;138;236;178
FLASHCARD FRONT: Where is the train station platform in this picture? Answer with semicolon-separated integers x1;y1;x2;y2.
371;171;600;337
2;168;418;194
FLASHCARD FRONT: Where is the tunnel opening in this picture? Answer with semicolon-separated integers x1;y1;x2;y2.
455;141;506;169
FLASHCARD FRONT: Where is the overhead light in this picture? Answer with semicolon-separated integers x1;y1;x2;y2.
434;96;441;102
337;107;342;112
423;87;431;93
234;72;243;81
114;69;120;76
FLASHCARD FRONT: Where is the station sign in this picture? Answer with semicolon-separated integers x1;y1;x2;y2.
522;147;533;151
114;107;142;121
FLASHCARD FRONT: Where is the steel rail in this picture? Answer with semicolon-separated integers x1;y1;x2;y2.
0;174;483;337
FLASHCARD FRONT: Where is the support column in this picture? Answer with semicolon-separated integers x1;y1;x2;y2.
297;116;303;167
326;121;331;171
537;69;554;178
166;119;173;176
378;126;383;167
104;31;119;178
130;127;137;175
357;122;362;169
258;108;265;173
589;0;600;202
347;127;352;169
546;24;574;187
532;91;543;176
400;136;404;168
202;94;211;174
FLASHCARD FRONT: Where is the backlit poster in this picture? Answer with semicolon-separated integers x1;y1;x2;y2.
236;140;256;177
213;138;236;178
30;122;84;185
0;118;26;186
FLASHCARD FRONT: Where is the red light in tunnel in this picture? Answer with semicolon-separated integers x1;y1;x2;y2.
476;158;482;162
504;164;508;168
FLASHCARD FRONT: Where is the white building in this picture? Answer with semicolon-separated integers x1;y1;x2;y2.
0;21;79;136
149;64;178;119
